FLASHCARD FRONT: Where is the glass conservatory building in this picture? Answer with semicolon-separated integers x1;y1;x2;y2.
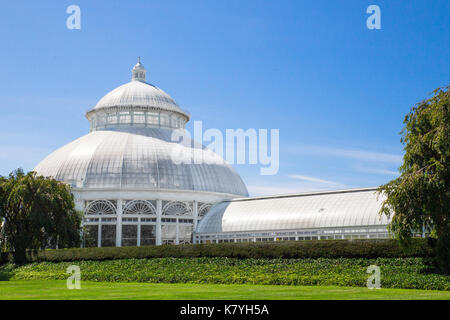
34;59;249;247
194;188;391;243
34;59;395;248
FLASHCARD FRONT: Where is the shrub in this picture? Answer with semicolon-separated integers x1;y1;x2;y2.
3;257;449;290
31;238;433;262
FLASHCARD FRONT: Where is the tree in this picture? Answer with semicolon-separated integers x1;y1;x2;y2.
0;169;82;263
378;85;449;274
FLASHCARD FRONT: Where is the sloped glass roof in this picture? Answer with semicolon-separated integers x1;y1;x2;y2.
34;127;248;196
92;80;186;115
196;188;390;233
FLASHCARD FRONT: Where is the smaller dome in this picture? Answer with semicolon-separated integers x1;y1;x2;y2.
92;80;184;114
86;58;189;132
133;62;144;70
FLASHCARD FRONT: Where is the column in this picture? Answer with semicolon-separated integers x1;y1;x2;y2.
175;218;179;245
156;199;162;245
192;200;198;231
79;201;85;248
98;221;102;248
116;200;123;247
137;218;141;246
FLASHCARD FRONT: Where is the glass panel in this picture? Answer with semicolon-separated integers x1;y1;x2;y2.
133;112;145;124
119;112;131;124
122;225;137;246
160;114;170;127
178;225;193;244
84;225;98;248
141;225;156;246
161;224;176;241
107;113;118;124
147;112;159;125
101;225;116;247
171;116;179;128
98;116;106;126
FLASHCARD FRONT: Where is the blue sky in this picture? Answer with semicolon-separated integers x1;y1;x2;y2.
0;0;448;196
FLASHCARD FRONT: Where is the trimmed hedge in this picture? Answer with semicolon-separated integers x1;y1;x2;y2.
9;239;433;263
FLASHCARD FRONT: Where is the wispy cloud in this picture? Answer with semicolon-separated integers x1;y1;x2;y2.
288;174;341;185
351;164;399;176
246;185;312;196
285;144;403;164
246;174;348;196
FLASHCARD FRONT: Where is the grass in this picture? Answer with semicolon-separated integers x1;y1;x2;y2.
0;280;449;300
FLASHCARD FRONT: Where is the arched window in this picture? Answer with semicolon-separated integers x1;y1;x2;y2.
163;201;191;216
85;200;116;215
198;203;212;217
123;200;156;215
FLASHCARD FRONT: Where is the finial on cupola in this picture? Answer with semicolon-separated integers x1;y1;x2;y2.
132;57;146;82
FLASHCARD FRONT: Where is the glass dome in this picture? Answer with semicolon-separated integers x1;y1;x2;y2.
34;127;248;196
34;59;248;197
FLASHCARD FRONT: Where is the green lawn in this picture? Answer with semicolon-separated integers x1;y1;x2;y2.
0;280;449;300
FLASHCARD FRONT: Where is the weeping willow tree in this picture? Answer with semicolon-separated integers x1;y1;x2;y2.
378;86;449;274
0;169;82;263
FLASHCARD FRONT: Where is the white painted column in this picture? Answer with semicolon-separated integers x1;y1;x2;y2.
116;200;123;247
175;218;179;245
156;199;162;245
79;201;85;248
192;201;198;244
97;222;102;248
193;200;198;231
137;218;141;246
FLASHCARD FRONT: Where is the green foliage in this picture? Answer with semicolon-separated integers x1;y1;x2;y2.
379;86;450;274
12;239;433;263
3;257;449;291
0;169;82;263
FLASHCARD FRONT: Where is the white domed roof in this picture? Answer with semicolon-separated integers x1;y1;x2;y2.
34;127;248;197
93;80;185;114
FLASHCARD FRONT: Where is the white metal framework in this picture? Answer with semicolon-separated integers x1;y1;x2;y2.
123;200;156;215
82;199;211;247
85;200;116;215
34;59;397;248
194;188;392;243
33;59;249;248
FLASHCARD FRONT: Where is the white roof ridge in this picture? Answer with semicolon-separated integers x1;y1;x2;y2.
226;187;380;202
